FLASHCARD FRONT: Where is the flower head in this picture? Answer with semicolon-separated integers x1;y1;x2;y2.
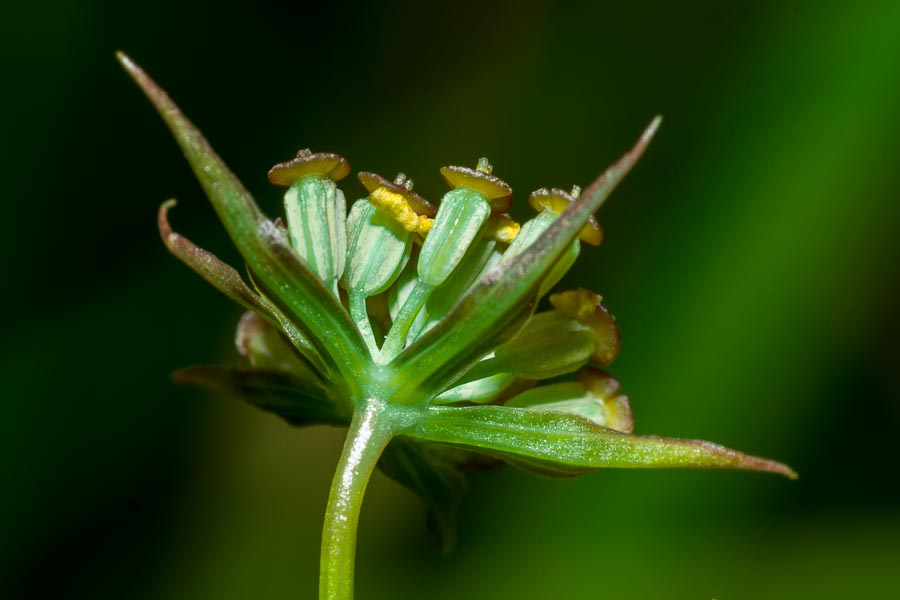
119;52;795;553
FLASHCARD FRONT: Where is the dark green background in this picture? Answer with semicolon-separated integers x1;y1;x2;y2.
3;1;899;598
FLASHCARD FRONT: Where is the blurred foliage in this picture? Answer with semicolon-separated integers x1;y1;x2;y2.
1;0;898;598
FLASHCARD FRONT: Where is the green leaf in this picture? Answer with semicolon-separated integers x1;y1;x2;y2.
392;118;662;403
378;437;472;553
174;366;349;427
118;53;370;393
403;404;797;478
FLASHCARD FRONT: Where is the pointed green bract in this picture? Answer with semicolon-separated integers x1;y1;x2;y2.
538;240;581;297
158;199;267;313
500;210;581;297
405;404;797;478
117;52;370;394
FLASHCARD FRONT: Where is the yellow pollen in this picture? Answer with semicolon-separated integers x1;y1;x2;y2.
484;217;520;244
369;187;433;235
416;217;433;235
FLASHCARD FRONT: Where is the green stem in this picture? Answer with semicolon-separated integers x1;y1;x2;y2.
380;279;432;362
320;398;394;600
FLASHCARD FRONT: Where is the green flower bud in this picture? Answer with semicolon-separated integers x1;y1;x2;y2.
268;150;351;297
493;311;596;379
343;199;412;297
417;187;491;287
506;368;633;433
280;177;346;295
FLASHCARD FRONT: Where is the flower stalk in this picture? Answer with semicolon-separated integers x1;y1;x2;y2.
320;398;395;600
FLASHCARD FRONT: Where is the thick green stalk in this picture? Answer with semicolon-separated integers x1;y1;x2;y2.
320;398;394;600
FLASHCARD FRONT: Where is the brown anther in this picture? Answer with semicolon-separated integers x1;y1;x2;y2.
528;187;603;246
550;289;621;366
358;171;436;217
267;149;351;186
440;158;513;214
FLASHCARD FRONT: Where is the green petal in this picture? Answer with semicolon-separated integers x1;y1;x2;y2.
174;366;349;427
118;53;370;392
392;118;662;403
403;404;797;478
